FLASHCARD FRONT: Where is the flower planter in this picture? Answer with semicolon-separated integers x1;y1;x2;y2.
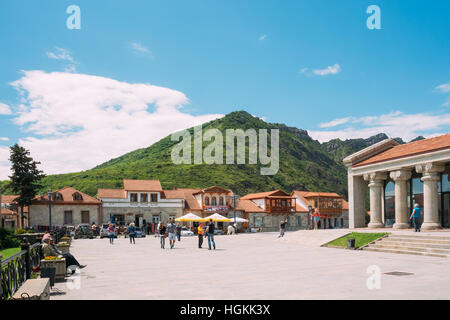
40;258;66;281
56;244;70;254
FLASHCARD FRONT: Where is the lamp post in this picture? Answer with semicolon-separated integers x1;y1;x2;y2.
228;195;240;233
47;189;52;230
308;205;313;230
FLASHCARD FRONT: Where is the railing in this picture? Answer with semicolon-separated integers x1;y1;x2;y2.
0;241;42;300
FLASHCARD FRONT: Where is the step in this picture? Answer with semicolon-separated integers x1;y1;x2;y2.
385;237;450;245
389;234;450;241
376;240;450;250
368;243;450;255
363;247;448;258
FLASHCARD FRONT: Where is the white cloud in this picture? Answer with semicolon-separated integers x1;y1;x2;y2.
130;42;153;57
0;103;12;115
436;83;450;93
309;111;450;142
0;137;9;141
436;83;450;106
46;47;77;72
0;146;11;180
318;117;351;128
313;64;341;76
2;70;224;179
259;34;268;41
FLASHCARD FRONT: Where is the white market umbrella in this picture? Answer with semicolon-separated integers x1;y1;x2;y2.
175;213;204;222
202;213;231;222
228;217;248;223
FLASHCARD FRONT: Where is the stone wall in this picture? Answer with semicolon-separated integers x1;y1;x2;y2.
247;212;309;232
29;204;101;227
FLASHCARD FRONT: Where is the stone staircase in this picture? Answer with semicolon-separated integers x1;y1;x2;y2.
362;233;450;258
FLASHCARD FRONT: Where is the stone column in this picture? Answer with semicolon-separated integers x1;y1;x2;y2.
348;173;367;228
390;169;412;229
364;172;387;228
416;162;445;230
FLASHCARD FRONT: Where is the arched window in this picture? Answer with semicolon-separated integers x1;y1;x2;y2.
54;192;63;201
205;196;210;206
73;192;83;201
212;197;217;206
219;197;224;205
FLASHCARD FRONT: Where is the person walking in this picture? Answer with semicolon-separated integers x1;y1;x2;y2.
159;222;167;249
128;222;136;244
176;223;182;241
410;203;422;232
278;219;287;238
312;208;320;230
107;223;115;244
167;218;177;249
206;219;216;250
198;223;204;248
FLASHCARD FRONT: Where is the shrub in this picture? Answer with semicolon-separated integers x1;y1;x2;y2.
0;228;21;250
15;228;27;235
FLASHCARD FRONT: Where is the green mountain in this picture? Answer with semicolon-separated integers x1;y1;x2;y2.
1;111;412;199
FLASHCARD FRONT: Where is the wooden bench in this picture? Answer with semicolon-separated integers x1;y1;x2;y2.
12;278;50;300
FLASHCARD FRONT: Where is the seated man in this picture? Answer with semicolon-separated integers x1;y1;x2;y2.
42;237;86;272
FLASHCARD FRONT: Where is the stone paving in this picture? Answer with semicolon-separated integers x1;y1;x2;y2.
51;229;450;300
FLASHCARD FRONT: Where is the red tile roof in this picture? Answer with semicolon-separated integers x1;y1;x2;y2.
97;189;127;199
241;190;290;200
292;190;343;199
123;179;163;191
1;195;19;204
235;199;265;213
1;208;16;215
164;188;203;211
354;133;450;167
33;187;101;204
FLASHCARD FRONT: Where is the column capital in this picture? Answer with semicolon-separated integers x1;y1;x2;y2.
363;172;387;182
415;162;446;175
389;169;412;181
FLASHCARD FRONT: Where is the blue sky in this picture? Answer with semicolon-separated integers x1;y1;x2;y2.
0;0;449;178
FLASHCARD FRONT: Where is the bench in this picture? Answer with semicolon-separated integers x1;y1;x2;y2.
12;278;50;300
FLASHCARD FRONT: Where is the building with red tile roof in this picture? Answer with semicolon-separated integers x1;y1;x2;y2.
28;187;102;228
344;133;450;230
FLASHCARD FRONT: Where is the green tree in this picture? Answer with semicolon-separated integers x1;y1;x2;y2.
8;144;46;227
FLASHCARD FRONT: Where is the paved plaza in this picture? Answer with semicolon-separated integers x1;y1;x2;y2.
52;230;450;300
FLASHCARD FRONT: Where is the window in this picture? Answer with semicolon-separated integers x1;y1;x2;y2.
130;193;138;202
219;197;224;205
54;192;63;201
150;193;158;202
73;193;83;201
141;193;148;202
64;211;73;225
297;216;302;227
384;181;395;226
212;197;217;206
205;197;210;206
81;211;90;224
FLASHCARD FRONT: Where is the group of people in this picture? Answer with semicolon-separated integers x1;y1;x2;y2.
157;218;217;250
41;232;86;273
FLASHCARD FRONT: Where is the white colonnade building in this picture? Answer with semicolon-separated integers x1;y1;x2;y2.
344;134;450;230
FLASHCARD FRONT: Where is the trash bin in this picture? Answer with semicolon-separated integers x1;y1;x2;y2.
347;238;356;249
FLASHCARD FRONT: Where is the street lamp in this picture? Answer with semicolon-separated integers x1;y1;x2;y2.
228;195;240;233
47;189;52;230
308;205;313;230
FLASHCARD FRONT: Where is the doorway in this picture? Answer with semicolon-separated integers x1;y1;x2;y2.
442;193;450;227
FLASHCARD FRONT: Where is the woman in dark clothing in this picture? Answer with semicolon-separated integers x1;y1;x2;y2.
176;224;182;241
159;222;167;249
128;222;136;244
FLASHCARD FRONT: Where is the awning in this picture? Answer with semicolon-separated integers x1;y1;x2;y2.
175;213;204;222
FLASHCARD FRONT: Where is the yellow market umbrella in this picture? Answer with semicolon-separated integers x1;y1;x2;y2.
203;213;231;222
175;213;204;222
